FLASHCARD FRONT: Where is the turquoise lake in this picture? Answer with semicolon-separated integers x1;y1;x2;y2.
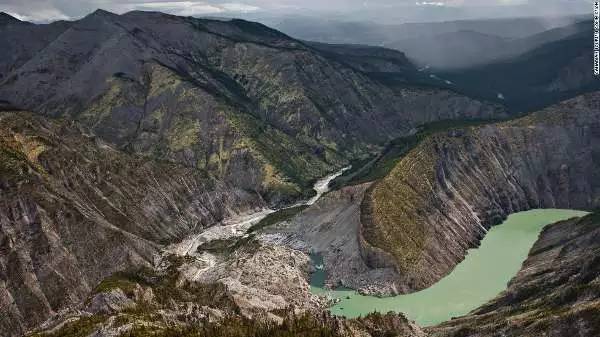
310;209;589;326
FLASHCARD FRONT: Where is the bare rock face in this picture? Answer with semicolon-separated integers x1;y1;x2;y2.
0;111;262;336
361;92;600;293
267;183;402;295
181;241;324;315
428;213;600;337
86;289;136;315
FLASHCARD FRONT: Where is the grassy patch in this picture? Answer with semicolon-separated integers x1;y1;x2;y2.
246;205;308;233
196;235;260;256
120;312;338;337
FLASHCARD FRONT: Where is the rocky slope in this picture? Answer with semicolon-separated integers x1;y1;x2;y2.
27;252;426;337
360;92;600;293
0;10;503;203
0;111;262;336
261;183;402;295
428;213;600;337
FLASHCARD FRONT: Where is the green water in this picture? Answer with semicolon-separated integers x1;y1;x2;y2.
310;209;589;326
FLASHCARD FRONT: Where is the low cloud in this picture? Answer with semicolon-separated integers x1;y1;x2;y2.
0;0;592;23
0;0;261;22
112;1;260;16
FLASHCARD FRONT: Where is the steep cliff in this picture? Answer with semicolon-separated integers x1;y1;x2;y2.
0;111;262;336
0;10;503;203
361;92;600;293
428;213;600;337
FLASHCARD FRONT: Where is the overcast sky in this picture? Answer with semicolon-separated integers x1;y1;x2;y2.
0;0;592;23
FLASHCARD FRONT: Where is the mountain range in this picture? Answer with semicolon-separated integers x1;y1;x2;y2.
0;10;503;206
0;8;599;337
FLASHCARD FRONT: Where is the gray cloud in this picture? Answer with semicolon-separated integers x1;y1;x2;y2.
0;0;592;23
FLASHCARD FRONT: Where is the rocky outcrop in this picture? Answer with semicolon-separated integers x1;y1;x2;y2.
264;183;402;295
0;10;504;203
428;213;600;337
361;92;600;293
179;241;324;316
85;289;136;315
0;111;262;336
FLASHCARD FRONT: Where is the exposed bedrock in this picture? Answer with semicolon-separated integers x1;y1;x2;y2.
266;183;402;295
360;92;600;294
0;111;262;336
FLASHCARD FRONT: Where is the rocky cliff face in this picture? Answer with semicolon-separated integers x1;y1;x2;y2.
0;10;503;204
428;213;600;337
263;183;403;295
361;92;600;293
0;111;262;336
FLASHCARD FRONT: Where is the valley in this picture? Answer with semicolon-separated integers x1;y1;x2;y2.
0;6;599;337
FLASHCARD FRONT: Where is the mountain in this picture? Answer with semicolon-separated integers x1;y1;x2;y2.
271;15;585;44
389;30;509;69
359;92;600;293
428;213;600;337
0;13;71;81
0;10;502;205
0;110;264;335
0;12;22;26
3;8;598;337
0;10;507;336
388;19;591;69
438;21;599;112
272;16;590;71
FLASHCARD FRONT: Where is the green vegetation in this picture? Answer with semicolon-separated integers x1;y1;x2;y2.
331;118;501;188
119;313;338;337
116;311;415;337
246;205;308;233
94;256;237;310
30;315;108;337
197;235;260;256
226;110;339;200
0;145;29;177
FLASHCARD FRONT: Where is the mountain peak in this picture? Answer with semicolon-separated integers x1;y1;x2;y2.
87;8;119;19
0;12;22;25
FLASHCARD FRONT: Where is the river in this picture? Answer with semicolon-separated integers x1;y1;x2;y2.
167;166;349;257
310;208;589;326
